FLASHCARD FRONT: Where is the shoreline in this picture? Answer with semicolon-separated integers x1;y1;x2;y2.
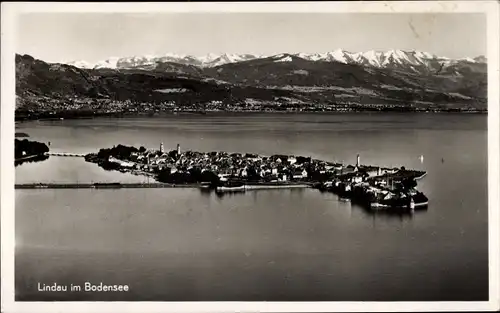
15;154;44;162
14;110;488;123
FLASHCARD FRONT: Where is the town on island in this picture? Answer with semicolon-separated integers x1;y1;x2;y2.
15;138;429;211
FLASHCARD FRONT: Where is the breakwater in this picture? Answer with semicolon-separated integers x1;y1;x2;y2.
15;182;312;190
15;183;195;189
243;184;310;190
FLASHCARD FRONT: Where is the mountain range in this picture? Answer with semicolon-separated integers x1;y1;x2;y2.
68;49;487;74
15;49;488;118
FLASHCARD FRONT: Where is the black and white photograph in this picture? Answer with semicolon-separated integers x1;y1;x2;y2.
1;1;499;311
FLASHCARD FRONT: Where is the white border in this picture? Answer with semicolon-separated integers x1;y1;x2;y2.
1;2;499;312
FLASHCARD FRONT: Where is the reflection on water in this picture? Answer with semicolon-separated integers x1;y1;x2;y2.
15;154;50;167
314;188;427;219
353;202;428;219
210;188;426;220
15;113;488;301
213;188;306;199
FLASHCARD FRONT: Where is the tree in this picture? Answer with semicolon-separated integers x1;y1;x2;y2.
246;166;261;182
168;150;178;158
15;139;49;159
188;167;202;181
296;156;311;165
200;170;220;185
400;178;417;191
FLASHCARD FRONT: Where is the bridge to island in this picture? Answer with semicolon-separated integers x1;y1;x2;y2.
46;152;87;157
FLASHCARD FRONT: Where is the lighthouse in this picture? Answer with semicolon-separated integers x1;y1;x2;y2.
177;143;181;155
160;142;164;154
356;154;360;167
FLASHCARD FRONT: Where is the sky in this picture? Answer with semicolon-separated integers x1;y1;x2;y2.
16;13;486;63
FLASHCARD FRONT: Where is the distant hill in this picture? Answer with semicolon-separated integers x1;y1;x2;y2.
15;52;487;116
205;53;486;99
15;54;300;115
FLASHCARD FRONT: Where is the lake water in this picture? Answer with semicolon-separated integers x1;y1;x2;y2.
15;113;489;301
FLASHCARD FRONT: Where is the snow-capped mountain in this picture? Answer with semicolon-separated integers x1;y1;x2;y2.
293;49;485;71
473;55;487;63
67;50;486;72
66;60;94;69
206;53;264;67
68;53;264;70
16;53;488;113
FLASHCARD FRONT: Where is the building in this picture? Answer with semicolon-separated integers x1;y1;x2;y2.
351;175;363;183
218;173;231;181
344;165;356;174
109;156;135;168
292;169;308;179
360;166;381;177
240;168;248;177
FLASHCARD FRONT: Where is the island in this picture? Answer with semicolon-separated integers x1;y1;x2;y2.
15;139;50;166
84;143;428;210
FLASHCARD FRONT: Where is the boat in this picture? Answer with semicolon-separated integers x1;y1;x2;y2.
410;198;416;209
216;181;246;193
199;182;213;189
370;190;428;209
93;182;122;189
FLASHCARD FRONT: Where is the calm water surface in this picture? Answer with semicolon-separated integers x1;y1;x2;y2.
15;113;488;301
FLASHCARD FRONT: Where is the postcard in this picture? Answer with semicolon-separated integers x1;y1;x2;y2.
1;1;499;312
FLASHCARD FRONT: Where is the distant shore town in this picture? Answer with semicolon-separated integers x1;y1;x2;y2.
15;51;487;123
15;102;486;122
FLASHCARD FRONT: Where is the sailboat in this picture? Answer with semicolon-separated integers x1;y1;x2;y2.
419;155;424;163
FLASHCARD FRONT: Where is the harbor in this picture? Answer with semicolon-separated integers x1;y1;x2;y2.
312;166;429;211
